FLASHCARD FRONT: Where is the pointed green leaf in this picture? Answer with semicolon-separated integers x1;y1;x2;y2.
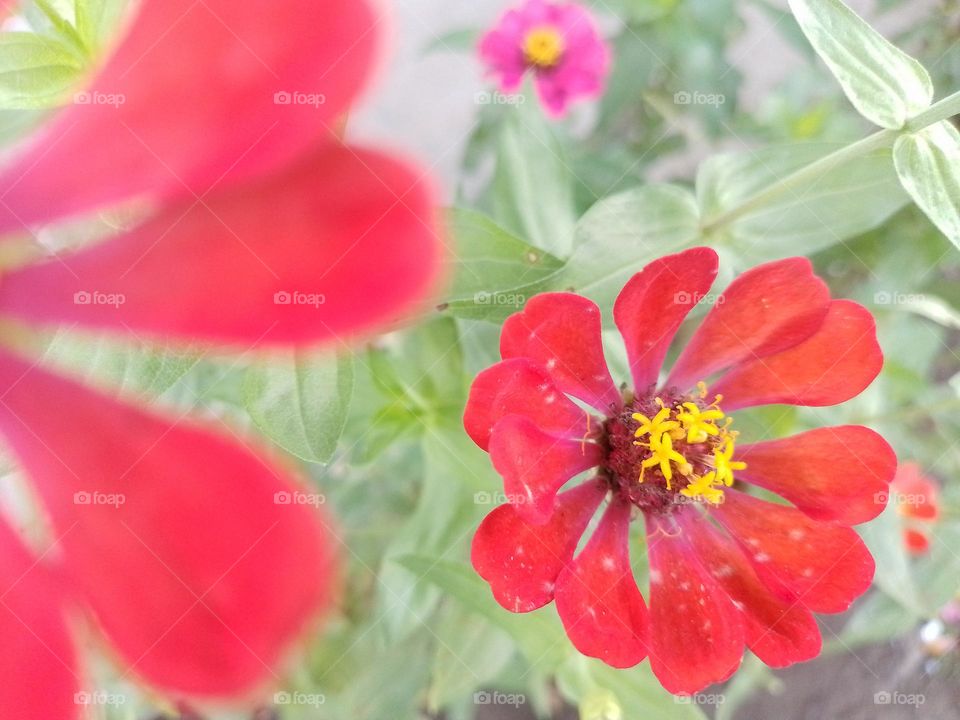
0;32;83;108
243;349;354;463
788;0;933;128
894;121;960;250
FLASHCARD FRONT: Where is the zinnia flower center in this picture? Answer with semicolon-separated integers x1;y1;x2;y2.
523;27;564;68
599;382;745;514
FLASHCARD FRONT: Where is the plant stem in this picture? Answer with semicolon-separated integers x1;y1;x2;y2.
700;89;960;235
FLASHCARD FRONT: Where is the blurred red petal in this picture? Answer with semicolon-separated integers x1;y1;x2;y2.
892;462;940;521
0;350;336;696
490;415;602;524
614;248;718;392
667;258;830;391
464;358;590;451
554;499;648;668
712;490;874;613
678;512;821;668
645;512;743;695
712;300;882;410
501;293;620;412
472;480;605;613
0;520;78;720
0;146;441;346
737;426;896;525
0;0;379;230
904;529;931;555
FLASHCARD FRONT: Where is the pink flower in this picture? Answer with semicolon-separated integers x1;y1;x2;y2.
479;0;610;117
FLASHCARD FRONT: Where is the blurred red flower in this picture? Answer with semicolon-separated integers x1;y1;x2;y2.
465;247;895;694
0;0;442;717
891;462;940;555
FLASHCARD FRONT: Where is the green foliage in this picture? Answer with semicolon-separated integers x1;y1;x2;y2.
894;121;960;249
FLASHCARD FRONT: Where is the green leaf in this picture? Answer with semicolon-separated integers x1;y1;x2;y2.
0;32;84;108
699;143;908;261
491;99;577;257
243;349;354;464
893;121;960;250
567;184;701;312
41;330;199;399
441;208;564;319
787;0;933;128
75;0;130;50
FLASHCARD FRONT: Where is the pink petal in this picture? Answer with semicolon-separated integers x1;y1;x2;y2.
0;350;336;696
0;520;78;720
645;512;743;695
0;146;442;346
613;247;718;393
667;258;830;391
677;512;821;668
737;427;896;525
490;415;602;524
472;480;605;613
500;293;620;412
712;300;882;410
712;490;874;613
0;0;379;230
554;499;648;668
464;358;591;451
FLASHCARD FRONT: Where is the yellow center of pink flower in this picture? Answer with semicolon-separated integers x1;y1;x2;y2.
630;383;746;505
523;27;564;68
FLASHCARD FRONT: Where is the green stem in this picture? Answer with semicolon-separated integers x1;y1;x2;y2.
700;89;960;235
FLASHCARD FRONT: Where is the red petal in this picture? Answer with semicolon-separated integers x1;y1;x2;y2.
0;520;78;720
554;499;648;668
645;511;743;695
737;426;896;525
712;490;874;613
472;480;605;613
500;293;620;412
904;529;931;555
0;350;336;696
464;358;590;451
0;146;441;346
667;258;830;391
712;300;882;410
490;415;602;524
892;462;940;521
614;248;718;392
0;0;378;229
677;512;821;668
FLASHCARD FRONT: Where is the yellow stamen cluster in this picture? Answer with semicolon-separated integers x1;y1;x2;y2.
523;27;565;68
631;385;745;505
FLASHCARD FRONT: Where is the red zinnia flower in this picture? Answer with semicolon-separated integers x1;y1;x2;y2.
0;1;441;718
890;462;940;555
465;247;895;694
